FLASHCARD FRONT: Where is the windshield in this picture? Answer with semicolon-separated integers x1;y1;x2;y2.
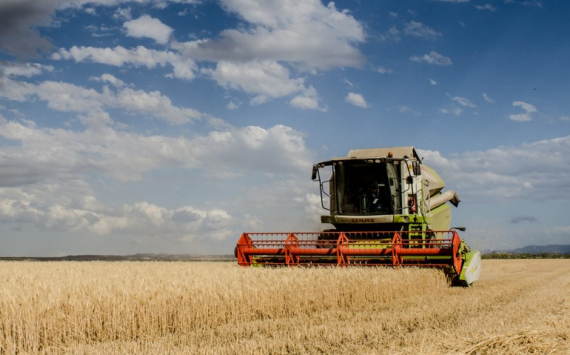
334;162;401;216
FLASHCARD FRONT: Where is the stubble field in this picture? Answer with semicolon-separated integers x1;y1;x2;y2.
0;259;568;354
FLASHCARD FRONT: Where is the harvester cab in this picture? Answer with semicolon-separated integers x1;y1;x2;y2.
312;147;457;235
236;147;481;286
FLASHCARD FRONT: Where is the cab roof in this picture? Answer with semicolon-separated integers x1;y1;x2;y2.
345;146;419;161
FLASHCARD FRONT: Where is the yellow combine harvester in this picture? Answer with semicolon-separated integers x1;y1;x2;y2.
236;147;481;286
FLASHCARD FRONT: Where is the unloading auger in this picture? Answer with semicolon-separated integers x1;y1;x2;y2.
235;147;481;286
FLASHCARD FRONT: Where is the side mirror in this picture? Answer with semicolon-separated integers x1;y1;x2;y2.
452;227;466;232
311;165;318;180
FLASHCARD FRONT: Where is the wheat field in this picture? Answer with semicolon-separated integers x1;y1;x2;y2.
0;259;568;355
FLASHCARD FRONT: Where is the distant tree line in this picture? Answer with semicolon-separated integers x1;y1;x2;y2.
482;253;570;259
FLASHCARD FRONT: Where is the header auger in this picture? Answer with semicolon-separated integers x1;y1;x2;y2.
235;147;481;286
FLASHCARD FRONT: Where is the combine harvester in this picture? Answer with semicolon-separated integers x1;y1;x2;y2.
235;147;481;286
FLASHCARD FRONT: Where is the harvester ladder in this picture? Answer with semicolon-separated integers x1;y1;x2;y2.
407;223;426;246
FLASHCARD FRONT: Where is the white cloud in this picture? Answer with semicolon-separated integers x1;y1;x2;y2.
418;135;570;202
116;87;202;124
226;101;239;110
513;101;537;113
452;96;476;108
0;187;233;241
380;21;441;42
475;4;497;11
53;45;197;80
439;106;462;116
2;62;54;77
304;193;325;225
113;7;132;20
290;95;326;111
0;76;35;102
509;101;537;122
89;73;127;88
0;118;315;242
51;0;366;106
505;0;543;8
482;92;494;103
123;15;173;44
203;60;306;105
289;86;327;111
0;77;203;124
0;119;313;184
174;0;365;70
398;106;420;116
410;51;453;66
403;21;442;40
430;78;437;85
345;92;368;108
376;66;392;74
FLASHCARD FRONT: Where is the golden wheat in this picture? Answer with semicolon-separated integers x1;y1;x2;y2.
0;260;568;354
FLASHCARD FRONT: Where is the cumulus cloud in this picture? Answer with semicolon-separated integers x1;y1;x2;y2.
174;0;365;70
345;92;368;108
123;15;173;44
0;118;313;185
0;77;202;125
53;45;197;80
0;186;233;241
49;0;367;106
410;51;453;66
509;101;537;122
89;73;127;88
1;62;54;77
290;96;327;111
0;112;316;247
203;60;307;105
418;135;570;202
289;86;327;111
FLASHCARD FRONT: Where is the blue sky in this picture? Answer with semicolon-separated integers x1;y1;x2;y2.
0;0;568;256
